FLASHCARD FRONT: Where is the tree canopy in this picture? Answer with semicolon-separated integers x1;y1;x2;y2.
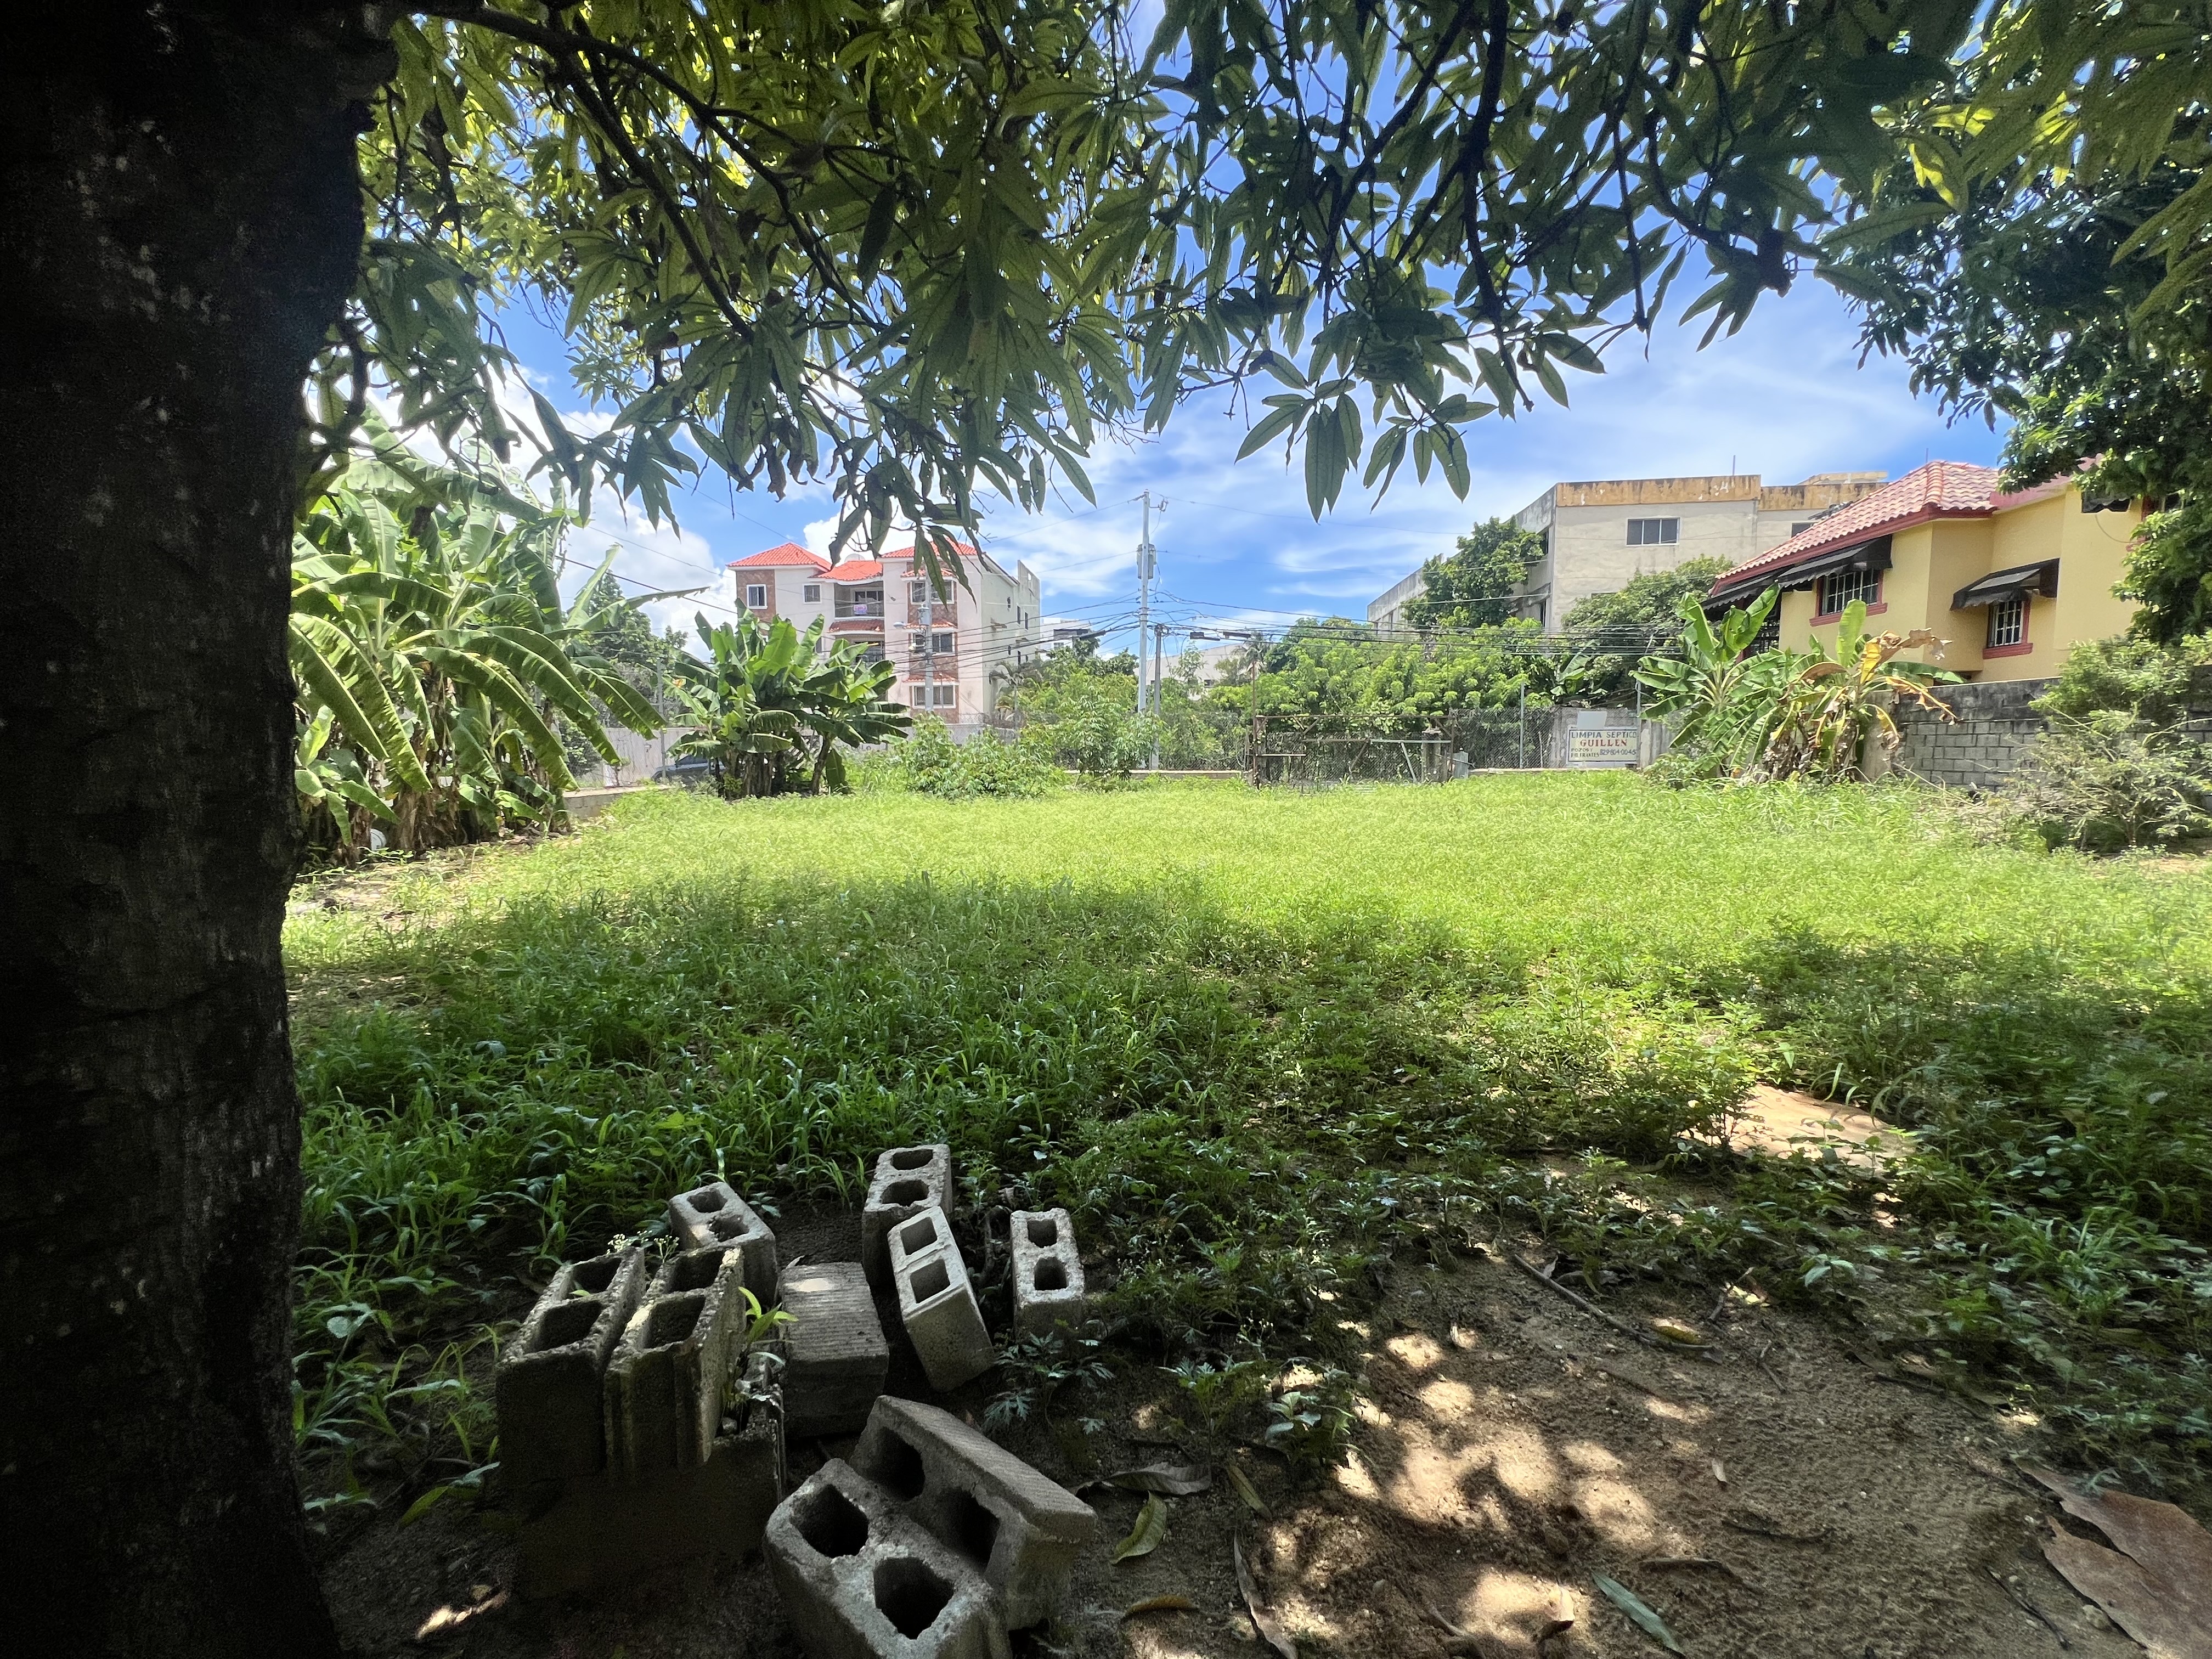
340;0;1986;566
1401;517;1544;630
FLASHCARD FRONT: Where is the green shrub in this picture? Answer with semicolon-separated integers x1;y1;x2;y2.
2001;712;2212;853
2033;633;2212;726
895;719;1062;798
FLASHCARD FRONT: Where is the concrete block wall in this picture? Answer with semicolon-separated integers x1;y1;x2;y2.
1894;676;2055;788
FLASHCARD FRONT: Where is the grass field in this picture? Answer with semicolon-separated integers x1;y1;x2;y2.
285;776;2212;1507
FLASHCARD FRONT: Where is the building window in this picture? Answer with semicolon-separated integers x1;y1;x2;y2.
1815;566;1882;615
744;583;767;609
930;630;955;654
930;684;957;707
802;583;821;602
910;580;931;603
857;644;884;665
1987;594;2027;648
1626;517;1679;546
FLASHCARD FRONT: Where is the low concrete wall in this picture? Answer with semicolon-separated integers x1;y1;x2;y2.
562;784;666;821
1894;678;2053;789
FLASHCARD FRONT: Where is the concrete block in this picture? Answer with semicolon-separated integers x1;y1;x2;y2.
765;1459;1008;1659
666;1179;778;1304
889;1207;995;1392
495;1247;646;1512
605;1248;745;1475
517;1418;783;1598
1007;1209;1085;1341
780;1261;890;1440
862;1143;952;1291
849;1396;1097;1629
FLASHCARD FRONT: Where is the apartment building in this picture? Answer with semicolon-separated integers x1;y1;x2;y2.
1369;470;1888;634
1705;461;2143;681
726;539;1043;723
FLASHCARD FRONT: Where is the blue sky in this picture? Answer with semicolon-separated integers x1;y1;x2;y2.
502;278;2006;653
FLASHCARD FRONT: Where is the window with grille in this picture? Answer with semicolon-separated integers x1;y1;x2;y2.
802;583;820;602
744;583;767;608
930;630;955;654
1626;517;1679;546
911;580;931;603
1815;566;1881;614
1986;595;2027;648
930;685;956;707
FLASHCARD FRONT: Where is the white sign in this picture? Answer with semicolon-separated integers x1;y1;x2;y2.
1566;724;1639;768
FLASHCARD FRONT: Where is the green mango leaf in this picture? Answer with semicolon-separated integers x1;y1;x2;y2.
1113;1493;1169;1562
1593;1575;1684;1654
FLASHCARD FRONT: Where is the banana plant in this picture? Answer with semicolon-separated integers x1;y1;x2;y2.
1758;601;1958;781
672;611;910;797
1635;588;1788;772
289;431;659;853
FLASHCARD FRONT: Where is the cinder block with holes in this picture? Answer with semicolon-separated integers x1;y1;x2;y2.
861;1143;952;1292
494;1247;646;1513
849;1396;1096;1629
1007;1209;1085;1341
665;1179;778;1304
765;1459;1007;1659
780;1260;890;1440
888;1206;995;1392
605;1247;746;1474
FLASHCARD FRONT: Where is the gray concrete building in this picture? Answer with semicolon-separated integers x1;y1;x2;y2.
1369;471;1888;634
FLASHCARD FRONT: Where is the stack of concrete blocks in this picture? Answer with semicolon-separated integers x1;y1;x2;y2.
861;1143;953;1292
497;1217;787;1596
765;1397;1097;1656
778;1260;890;1441
667;1178;779;1307
887;1205;996;1391
1007;1209;1085;1340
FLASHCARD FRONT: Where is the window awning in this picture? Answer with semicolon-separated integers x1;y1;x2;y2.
1953;558;2059;610
1707;534;1891;610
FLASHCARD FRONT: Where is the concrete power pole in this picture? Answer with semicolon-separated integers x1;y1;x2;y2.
919;540;935;724
1135;492;1160;715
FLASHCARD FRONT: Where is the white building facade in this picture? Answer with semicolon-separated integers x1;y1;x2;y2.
726;540;1042;724
1369;471;1888;634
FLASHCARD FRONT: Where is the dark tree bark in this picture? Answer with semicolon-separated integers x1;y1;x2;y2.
0;4;386;1650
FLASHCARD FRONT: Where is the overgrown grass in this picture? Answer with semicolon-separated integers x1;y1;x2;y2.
286;776;2212;1499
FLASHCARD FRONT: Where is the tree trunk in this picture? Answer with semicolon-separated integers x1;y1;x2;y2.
0;5;385;1650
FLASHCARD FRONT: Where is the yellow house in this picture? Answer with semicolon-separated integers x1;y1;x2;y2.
1705;461;2145;680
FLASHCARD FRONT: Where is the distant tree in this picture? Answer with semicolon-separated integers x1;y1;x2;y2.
1561;558;1733;697
1402;520;1545;630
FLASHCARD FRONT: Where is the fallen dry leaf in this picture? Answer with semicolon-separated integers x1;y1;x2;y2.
1098;1462;1213;1497
1651;1317;1705;1346
2025;1469;2212;1659
1224;1460;1271;1519
1711;1458;1728;1486
1114;1494;1170;1562
1448;1324;1480;1351
1235;1536;1297;1659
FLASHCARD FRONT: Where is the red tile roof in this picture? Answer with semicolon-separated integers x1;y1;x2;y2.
729;542;827;571
822;559;884;584
1710;461;2004;593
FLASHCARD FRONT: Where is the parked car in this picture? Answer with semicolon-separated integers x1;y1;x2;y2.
651;755;714;786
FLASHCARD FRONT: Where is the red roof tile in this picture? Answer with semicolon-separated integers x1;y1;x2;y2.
1710;461;2004;593
729;542;828;571
822;559;884;584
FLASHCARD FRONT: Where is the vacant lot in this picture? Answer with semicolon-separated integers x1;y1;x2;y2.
287;777;2212;1649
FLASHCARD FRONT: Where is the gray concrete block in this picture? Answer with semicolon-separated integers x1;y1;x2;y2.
1007;1209;1085;1341
666;1179;778;1304
889;1207;994;1392
780;1261;890;1440
495;1247;646;1512
605;1248;745;1475
862;1143;952;1292
517;1418;783;1599
849;1396;1097;1629
766;1459;1008;1659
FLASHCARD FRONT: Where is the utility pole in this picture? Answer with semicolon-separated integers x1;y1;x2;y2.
918;541;936;723
1150;620;1167;770
1135;492;1160;715
1244;630;1264;786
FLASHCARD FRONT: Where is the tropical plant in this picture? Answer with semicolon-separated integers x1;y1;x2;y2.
288;443;659;856
1995;713;2212;855
1757;602;1959;782
1401;519;1545;630
670;612;907;798
1635;589;1788;775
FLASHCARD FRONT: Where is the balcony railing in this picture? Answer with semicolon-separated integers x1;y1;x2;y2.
834;596;885;619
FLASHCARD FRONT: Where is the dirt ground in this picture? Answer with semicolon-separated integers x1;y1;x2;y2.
317;1192;2185;1659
